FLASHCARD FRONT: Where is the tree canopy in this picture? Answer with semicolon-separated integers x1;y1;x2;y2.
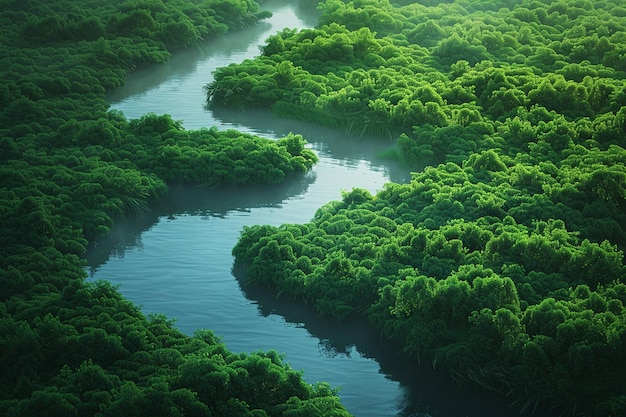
222;1;626;416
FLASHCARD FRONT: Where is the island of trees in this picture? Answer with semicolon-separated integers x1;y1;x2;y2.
204;0;626;416
0;1;351;416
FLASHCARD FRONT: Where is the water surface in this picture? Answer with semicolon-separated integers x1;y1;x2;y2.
89;2;548;416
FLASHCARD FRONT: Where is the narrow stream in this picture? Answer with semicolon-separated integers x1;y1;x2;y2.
87;2;545;416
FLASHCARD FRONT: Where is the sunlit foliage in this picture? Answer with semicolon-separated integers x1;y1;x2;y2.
225;1;626;416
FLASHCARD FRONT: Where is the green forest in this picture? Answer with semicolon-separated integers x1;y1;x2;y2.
208;0;626;416
1;0;625;416
0;0;348;416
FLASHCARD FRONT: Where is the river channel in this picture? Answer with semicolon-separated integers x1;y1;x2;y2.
86;2;545;416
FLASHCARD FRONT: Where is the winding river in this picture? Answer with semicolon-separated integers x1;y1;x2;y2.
86;2;548;416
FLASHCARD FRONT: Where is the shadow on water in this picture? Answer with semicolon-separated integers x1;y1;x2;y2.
290;0;323;28
106;20;273;104
84;172;315;272
212;106;411;184
107;0;321;109
233;266;553;417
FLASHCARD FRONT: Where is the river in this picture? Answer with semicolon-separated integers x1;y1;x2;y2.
86;2;543;416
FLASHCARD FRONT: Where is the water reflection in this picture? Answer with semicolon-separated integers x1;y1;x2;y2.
85;173;316;272
289;0;322;28
236;269;550;417
107;20;273;104
211;106;410;184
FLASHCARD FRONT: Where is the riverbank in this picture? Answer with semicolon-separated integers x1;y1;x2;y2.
0;1;353;415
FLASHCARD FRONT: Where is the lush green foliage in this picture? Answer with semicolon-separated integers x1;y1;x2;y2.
0;1;344;416
207;0;626;142
224;0;626;416
0;0;317;239
0;279;350;417
126;115;317;185
234;166;626;415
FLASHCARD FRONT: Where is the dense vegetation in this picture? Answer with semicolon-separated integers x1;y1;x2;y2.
0;1;350;416
213;0;626;415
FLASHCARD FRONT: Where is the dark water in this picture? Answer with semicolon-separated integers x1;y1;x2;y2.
88;2;548;416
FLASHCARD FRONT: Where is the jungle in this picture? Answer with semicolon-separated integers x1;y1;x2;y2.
1;0;625;416
0;1;348;416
